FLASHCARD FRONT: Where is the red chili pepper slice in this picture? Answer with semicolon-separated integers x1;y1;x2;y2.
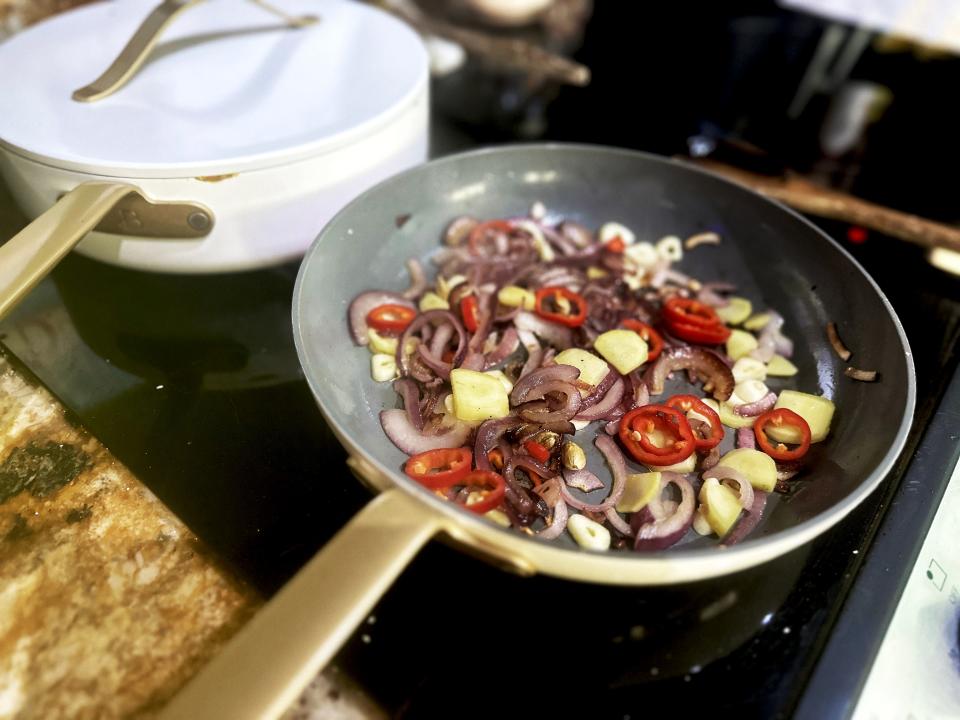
754;409;812;461
663;297;723;330
523;439;551;463
621;319;664;362
664;317;731;344
460;295;480;333
534;286;588;328
605;236;626;254
367;304;416;334
619;405;696;466
457;470;506;514
664;394;723;451
468;219;513;256
404;447;472;489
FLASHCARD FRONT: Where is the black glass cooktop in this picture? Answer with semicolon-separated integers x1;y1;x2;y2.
2;181;959;717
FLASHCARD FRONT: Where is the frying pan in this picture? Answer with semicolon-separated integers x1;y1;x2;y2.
163;144;915;718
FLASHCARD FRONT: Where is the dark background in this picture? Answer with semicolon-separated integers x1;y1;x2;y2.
434;0;960;224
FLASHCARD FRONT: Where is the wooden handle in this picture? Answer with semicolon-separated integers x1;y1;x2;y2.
692;159;960;255
377;0;590;86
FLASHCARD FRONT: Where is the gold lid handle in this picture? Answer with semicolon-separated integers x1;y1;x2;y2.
72;0;319;103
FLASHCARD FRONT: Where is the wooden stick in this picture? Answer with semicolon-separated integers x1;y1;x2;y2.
691;158;960;255
374;0;590;86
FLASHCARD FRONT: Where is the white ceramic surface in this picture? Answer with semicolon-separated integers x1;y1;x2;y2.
0;0;428;176
0;89;428;272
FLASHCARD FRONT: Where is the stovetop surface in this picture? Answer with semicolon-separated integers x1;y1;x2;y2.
1;177;958;717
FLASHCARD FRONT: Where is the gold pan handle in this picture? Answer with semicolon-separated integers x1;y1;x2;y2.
72;0;319;103
0;183;136;322
160;485;442;719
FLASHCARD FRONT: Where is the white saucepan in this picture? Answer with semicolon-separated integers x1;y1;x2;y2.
0;0;428;318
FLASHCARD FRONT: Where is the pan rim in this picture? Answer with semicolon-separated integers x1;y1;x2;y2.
292;142;916;580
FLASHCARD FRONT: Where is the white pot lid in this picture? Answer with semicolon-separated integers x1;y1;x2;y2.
0;0;427;177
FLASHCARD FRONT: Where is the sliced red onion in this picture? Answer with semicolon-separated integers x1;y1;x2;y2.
507;454;554;481
696;347;734;370
601;404;626;423
750;310;793;362
604;507;635;537
736;427;756;450
380;409;470;455
776;462;802;482
538;222;581;256
644;346;735;401
659;327;691;348
702;466;755;510
402;258;427;300
604;419;620;435
501;459;538;516
649;263;669;289
532;266;584;290
534;478;569;540
421;388;447;420
467;293;494;354
447;281;473;309
417;344;455;379
632;472;695;551
721;490;768;546
510;364;580;405
458;351;486;371
633;378;650;408
516;329;543;379
484;327;519;369
445;215;478;246
473;417;522;472
696;285;731;308
577;365;616;410
494;304;521;324
774;334;794;357
559;435;627;513
431;247;472;272
348;291;414;345
563;467;604;492
514;311;573;350
428;322;454;358
408;360;434;384
550;244;603;267
574;377;625;422
392;378;423;430
702;281;737;293
397;310;466;378
700;445;720;470
516;379;582;424
534;419;577;435
534;474;561;505
558;220;594;248
665;268;695;287
733;391;777;417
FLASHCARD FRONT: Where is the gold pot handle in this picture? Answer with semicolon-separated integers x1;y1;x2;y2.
0;182;137;322
160;486;442;720
72;0;319;103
